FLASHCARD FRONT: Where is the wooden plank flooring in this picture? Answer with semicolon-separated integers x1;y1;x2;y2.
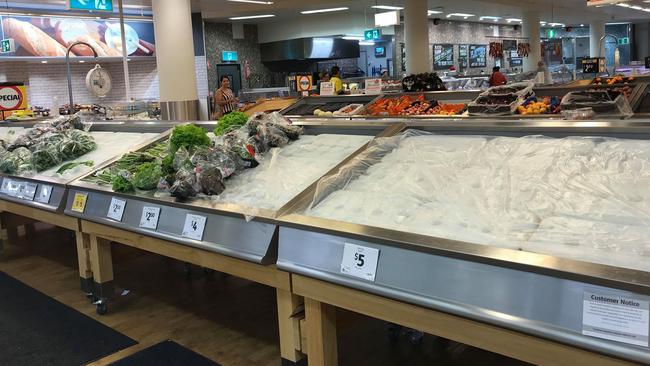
0;223;532;366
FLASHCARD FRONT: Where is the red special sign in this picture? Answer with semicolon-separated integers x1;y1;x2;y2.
0;86;24;111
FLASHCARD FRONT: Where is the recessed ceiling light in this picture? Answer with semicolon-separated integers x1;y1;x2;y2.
359;41;375;46
79;60;85;63
580;24;584;27
479;16;501;21
227;0;274;4
41;60;48;64
229;14;275;20
446;13;475;18
342;35;364;40
371;5;403;10
428;10;443;15
301;7;349;14
506;18;521;23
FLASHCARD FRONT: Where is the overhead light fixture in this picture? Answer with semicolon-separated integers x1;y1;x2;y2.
375;10;400;26
342;35;364;40
359;41;375;46
227;0;274;4
428;10;443;15
371;5;403;10
548;22;564;27
301;7;349;14
79;60;85;63
229;14;275;20
446;13;475;18
506;18;521;23
580;24;584;27
479;16;501;21
41;60;48;64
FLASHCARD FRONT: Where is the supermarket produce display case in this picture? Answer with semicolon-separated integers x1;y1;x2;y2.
279;95;380;118
276;119;650;364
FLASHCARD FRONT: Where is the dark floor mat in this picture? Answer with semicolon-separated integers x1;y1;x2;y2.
0;271;136;366
109;340;220;366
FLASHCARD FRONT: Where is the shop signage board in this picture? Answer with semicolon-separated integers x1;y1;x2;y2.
469;44;487;68
320;82;334;96
68;0;113;11
1;39;14;53
364;79;382;95
459;44;468;68
582;291;649;347
433;44;454;70
0;84;27;111
364;29;382;41
296;75;312;92
222;51;238;62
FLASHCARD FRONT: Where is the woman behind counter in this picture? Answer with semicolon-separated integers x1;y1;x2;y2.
214;75;238;117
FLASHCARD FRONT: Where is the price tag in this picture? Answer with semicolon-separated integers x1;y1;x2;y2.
16;182;37;201
106;197;126;222
0;179;11;194
181;214;207;241
71;193;88;213
35;185;53;204
340;243;380;282
139;206;160;230
364;78;383;95
320;82;334;96
5;180;20;197
583;291;649;347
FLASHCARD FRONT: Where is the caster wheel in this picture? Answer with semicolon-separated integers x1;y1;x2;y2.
96;302;108;315
407;330;424;345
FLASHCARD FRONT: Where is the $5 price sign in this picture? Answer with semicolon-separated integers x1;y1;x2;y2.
340;243;380;282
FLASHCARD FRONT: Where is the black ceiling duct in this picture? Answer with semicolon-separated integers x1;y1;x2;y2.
260;37;360;72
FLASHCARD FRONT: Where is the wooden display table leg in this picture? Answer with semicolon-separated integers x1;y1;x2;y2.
277;289;306;365
75;231;94;296
305;298;338;366
88;234;114;315
1;212;20;246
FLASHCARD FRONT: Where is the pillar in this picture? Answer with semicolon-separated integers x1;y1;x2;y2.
404;0;430;74
590;20;606;58
522;11;541;72
152;0;199;120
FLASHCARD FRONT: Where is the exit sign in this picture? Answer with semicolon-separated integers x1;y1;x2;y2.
1;39;15;53
69;0;113;11
547;29;556;38
222;51;238;62
618;37;630;45
364;29;382;41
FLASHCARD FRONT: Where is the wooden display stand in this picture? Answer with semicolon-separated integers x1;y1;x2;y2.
80;219;306;365
293;275;636;366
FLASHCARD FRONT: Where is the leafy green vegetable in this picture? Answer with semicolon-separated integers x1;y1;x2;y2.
56;161;94;175
111;173;134;193
161;154;174;176
214;111;248;136
131;162;163;191
169;124;210;154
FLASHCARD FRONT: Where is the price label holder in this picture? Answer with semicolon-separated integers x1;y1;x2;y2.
106;197;127;222
365;79;383;95
181;213;207;241
320;82;334;96
71;193;88;213
340;243;380;281
16;181;38;201
5;180;20;197
35;185;53;204
582;291;649;347
0;179;11;194
139;206;161;230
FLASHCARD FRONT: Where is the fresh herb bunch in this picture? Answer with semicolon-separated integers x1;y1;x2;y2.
111;174;133;193
169;124;210;154
131;162;163;190
214;111;248;136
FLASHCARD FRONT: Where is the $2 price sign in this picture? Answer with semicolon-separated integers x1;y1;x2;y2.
340;243;380;281
107;197;126;222
182;214;207;241
139;206;161;229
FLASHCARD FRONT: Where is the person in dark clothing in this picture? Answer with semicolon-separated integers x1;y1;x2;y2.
488;66;507;87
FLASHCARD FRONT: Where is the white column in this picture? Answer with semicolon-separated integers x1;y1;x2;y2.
590;20;606;58
522;11;541;72
152;0;199;120
404;0;430;74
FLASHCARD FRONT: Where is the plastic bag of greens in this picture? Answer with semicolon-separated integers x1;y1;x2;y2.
32;146;62;172
197;164;226;196
267;112;302;140
173;146;191;171
59;130;96;160
111;170;134;193
31;132;65;153
11;147;34;174
170;168;198;200
131;162;163;191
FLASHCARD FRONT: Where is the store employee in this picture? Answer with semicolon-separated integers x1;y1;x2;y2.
215;75;238;116
330;66;343;95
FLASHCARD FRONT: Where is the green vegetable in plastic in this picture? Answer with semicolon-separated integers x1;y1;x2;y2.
214;111;248;136
111;173;134;193
131;162;163;191
169;124;210;154
56;161;94;175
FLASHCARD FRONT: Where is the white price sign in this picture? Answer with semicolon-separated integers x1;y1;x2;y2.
107;197;126;222
340;243;380;281
35;185;53;204
139;206;160;230
4;179;20;197
15;181;37;201
181;214;207;241
583;291;649;347
320;82;334;96
365;78;383;95
0;179;11;194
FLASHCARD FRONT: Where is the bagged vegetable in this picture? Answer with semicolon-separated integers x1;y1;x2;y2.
111;170;134;192
197;165;226;196
59;130;96;160
32;145;62;172
169;168;198;199
131;162;163;191
172;147;191;171
0;147;34;174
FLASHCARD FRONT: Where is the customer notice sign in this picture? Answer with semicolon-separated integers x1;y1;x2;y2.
69;0;113;12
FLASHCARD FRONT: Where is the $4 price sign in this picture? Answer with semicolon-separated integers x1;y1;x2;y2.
139;206;161;229
182;214;207;241
107;197;126;222
340;243;380;282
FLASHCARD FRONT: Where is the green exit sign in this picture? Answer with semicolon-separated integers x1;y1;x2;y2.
364;29;382;41
69;0;113;12
547;29;555;38
1;39;15;53
618;37;629;45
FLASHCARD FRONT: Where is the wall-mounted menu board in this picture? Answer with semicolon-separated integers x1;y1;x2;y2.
433;44;454;70
459;44;468;68
469;44;487;68
0;15;155;57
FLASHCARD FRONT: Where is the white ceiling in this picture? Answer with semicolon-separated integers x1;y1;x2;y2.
4;0;650;25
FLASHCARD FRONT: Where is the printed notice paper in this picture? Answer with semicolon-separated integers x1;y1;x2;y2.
582;291;649;347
